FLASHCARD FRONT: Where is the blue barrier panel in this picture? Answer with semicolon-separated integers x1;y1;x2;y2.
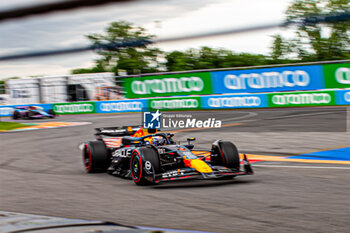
0;106;15;117
201;93;268;109
288;147;350;161
211;65;325;94
335;89;350;105
95;99;148;113
0;104;53;117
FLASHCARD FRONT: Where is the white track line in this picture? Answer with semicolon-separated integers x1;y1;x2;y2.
253;164;350;169
221;112;258;122
266;111;338;120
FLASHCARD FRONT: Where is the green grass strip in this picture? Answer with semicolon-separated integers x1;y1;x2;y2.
0;121;29;131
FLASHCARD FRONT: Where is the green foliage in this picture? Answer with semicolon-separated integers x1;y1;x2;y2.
74;21;292;75
0;122;28;131
271;0;350;61
72;20;163;75
0;77;21;94
73;0;350;76
271;35;287;60
0;80;4;94
165;46;279;72
71;63;105;74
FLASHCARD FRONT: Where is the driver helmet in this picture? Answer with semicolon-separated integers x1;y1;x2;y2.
150;136;164;146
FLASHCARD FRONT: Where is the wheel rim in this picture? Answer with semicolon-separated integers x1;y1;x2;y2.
83;146;91;170
132;154;141;180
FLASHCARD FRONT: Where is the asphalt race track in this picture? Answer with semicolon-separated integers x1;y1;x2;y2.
1;107;350;233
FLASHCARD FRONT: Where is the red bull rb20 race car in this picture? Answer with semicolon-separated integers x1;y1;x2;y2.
82;126;253;185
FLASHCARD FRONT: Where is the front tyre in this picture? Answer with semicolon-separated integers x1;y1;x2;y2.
212;141;240;170
130;147;160;185
83;141;110;173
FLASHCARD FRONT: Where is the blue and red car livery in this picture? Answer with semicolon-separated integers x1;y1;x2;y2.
82;126;253;185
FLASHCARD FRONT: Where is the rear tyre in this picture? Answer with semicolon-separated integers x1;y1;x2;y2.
83;141;110;173
27;111;35;119
12;111;20;120
130;147;160;185
213;141;240;170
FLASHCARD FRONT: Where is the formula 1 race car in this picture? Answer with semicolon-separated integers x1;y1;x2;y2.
82;126;253;185
12;106;56;120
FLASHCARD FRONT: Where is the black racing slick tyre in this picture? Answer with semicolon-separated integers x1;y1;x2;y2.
27;111;35;119
214;141;240;170
12;111;20;120
83;141;110;173
130;147;160;185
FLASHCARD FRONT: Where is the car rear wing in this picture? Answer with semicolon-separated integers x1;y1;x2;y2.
15;106;29;109
95;126;141;137
95;126;159;137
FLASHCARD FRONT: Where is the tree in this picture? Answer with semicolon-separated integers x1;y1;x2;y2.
72;21;163;75
270;35;293;60
165;46;273;72
165;50;195;71
0;77;20;94
0;80;5;94
71;62;105;74
271;0;350;61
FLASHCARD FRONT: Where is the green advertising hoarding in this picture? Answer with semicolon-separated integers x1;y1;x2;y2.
123;72;213;98
149;96;201;111
53;102;95;114
323;63;350;89
268;90;335;107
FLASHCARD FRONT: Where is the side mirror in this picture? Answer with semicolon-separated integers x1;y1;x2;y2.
185;137;196;150
187;137;196;142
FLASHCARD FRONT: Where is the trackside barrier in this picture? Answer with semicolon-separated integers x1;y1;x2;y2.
0;89;349;117
323;63;350;89
53;102;95;114
123;72;213;98
335;90;350;105
211;65;324;94
201;93;268;109
148;96;201;111
95;99;148;113
121;62;350;99
268;90;336;107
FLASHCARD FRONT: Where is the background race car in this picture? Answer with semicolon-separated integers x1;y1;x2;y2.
82;126;253;185
12;106;56;120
